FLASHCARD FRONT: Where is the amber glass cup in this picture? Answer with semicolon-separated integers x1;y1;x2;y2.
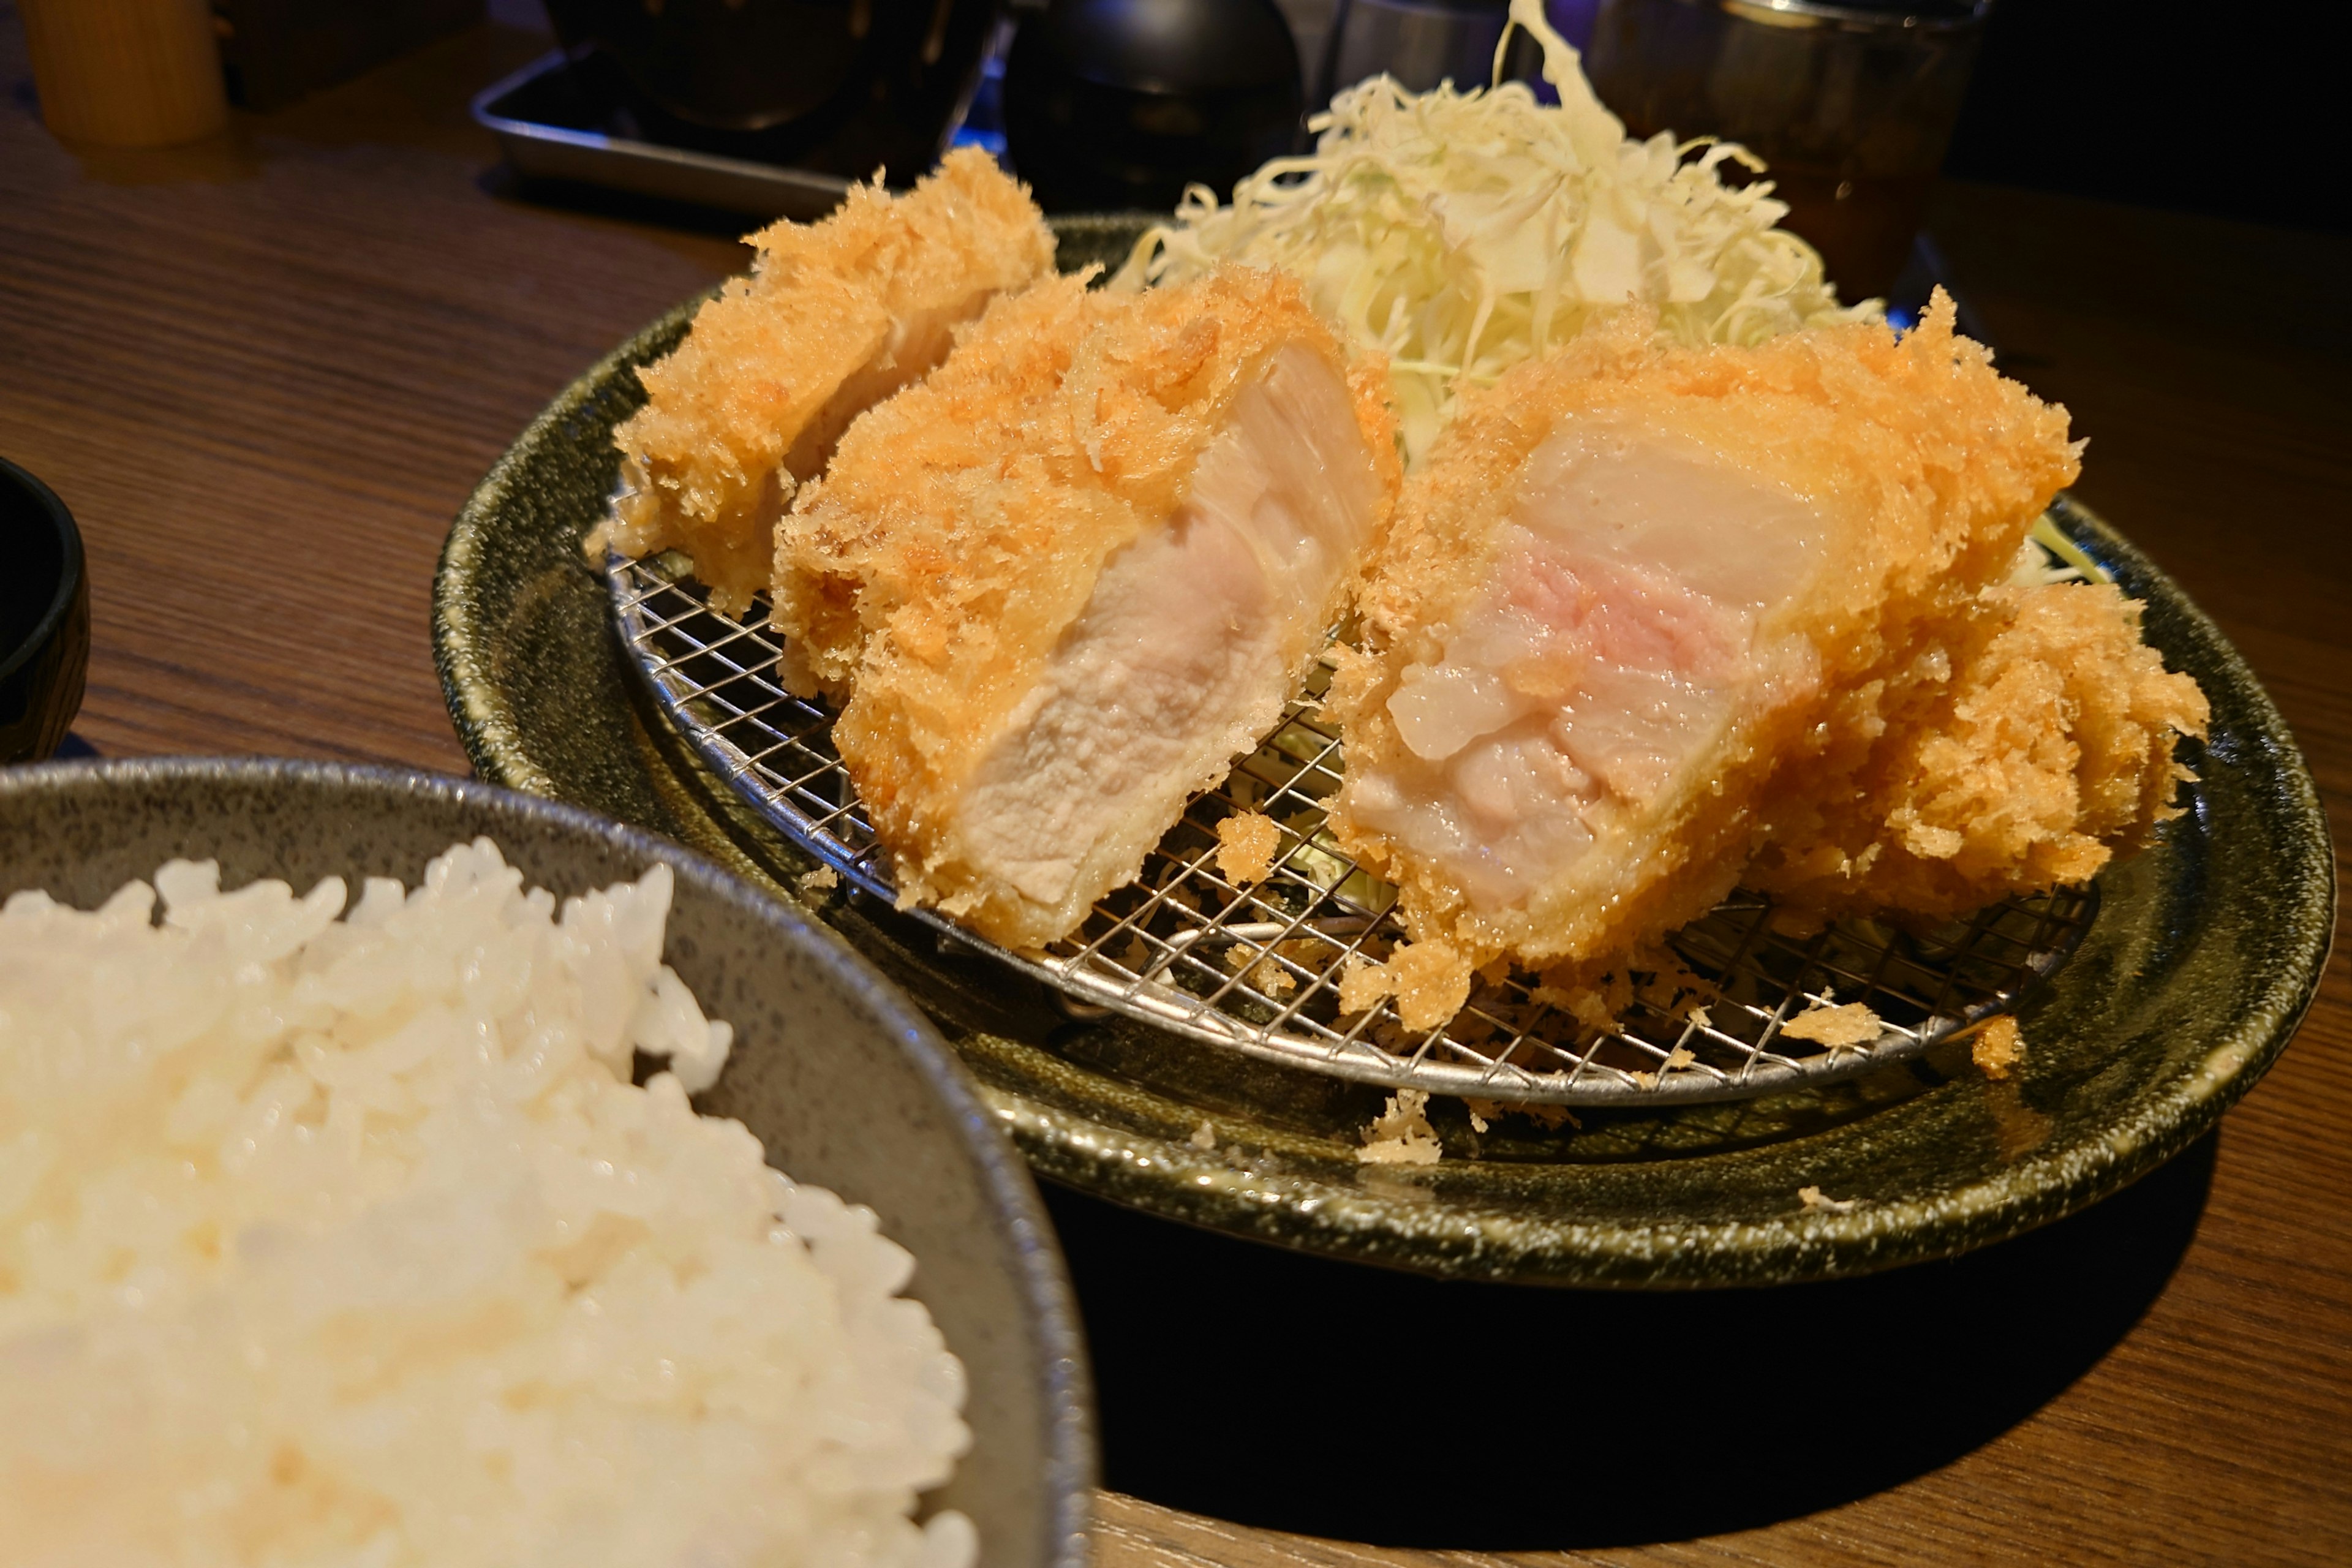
1586;0;1991;302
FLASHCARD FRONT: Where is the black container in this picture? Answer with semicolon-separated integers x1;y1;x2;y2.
0;458;88;764
541;0;1003;184
1004;0;1303;213
1586;0;1991;301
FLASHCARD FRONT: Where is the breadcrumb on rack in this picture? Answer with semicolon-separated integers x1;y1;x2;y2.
1779;1001;1884;1048
1221;940;1295;995
1336;952;1392;1016
1214;812;1282;885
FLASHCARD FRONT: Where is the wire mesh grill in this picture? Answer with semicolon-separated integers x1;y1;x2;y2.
608;552;2095;1107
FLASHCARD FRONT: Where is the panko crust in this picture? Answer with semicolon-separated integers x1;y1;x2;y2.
597;150;1053;614
785;265;1398;945
1330;293;2095;989
770;271;1099;701
1746;578;2209;914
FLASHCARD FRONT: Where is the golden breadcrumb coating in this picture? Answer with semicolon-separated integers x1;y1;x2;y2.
1747;578;2208;914
770;271;1098;701
783;265;1400;947
597;150;1052;614
1330;295;2113;1004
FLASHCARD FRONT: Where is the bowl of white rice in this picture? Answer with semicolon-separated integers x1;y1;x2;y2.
0;757;1093;1568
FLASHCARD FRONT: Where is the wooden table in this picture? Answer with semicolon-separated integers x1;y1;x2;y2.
3;11;2345;1565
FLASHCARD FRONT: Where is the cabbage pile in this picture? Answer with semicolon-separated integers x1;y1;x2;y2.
1114;0;1874;464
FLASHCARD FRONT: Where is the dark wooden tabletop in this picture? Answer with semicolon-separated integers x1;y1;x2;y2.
2;8;2345;1564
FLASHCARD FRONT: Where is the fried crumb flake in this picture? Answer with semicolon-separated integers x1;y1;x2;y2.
1972;1014;2024;1080
1221;941;1294;996
1336;952;1392;1016
1357;1088;1442;1164
1799;1185;1859;1215
1214;812;1282;886
1531;975;1621;1036
1385;939;1473;1031
1779;1000;1883;1048
1463;1095;1580;1133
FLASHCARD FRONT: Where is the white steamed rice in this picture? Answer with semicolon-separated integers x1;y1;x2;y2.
0;839;977;1568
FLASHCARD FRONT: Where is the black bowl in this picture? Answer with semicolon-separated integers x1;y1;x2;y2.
0;456;89;763
1003;0;1303;213
541;0;1002;184
0;758;1095;1567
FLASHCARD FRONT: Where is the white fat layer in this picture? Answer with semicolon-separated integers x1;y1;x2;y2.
1353;418;1826;911
957;345;1381;919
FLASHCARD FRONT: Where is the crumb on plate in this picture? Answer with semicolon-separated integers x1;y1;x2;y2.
1973;1014;2024;1080
1799;1185;1860;1215
1357;1088;1442;1165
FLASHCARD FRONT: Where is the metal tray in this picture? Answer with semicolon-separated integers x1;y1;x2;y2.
472;48;851;222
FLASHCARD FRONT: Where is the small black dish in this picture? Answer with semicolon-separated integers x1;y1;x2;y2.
0;457;89;764
1004;0;1303;212
538;0;1001;186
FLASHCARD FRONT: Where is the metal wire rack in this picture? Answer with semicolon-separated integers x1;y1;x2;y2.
608;552;2095;1107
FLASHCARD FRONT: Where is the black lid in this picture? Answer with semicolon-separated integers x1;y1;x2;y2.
1714;0;1992;26
1036;0;1302;97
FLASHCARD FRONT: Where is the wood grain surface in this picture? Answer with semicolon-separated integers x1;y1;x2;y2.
2;7;2346;1563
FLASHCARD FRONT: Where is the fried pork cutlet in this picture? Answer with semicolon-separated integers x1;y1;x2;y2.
595;149;1054;615
1327;296;2198;1027
780;266;1400;949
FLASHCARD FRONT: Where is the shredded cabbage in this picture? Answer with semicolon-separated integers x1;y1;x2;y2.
1113;0;1875;464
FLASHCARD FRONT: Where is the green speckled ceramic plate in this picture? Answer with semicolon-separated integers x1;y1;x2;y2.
434;215;2333;1287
